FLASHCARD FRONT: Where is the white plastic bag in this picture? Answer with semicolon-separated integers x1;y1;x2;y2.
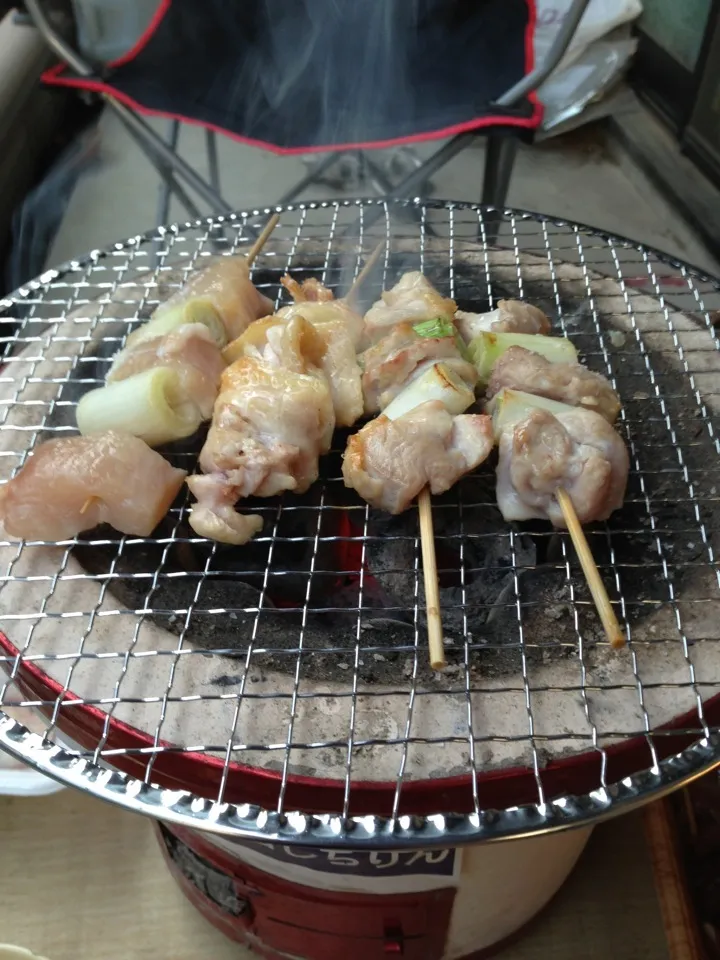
534;0;643;132
534;0;643;71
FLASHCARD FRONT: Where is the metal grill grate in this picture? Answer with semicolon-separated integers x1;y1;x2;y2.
1;198;720;848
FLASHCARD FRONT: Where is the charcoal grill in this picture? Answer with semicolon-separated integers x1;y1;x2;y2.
1;198;720;861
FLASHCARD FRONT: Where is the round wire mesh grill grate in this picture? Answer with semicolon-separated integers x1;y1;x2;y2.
1;198;720;848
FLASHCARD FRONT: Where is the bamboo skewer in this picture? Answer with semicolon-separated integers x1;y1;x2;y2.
344;242;384;308
556;488;626;649
245;213;280;266
418;488;446;670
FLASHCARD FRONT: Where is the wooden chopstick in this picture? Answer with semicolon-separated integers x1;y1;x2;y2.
556;488;626;649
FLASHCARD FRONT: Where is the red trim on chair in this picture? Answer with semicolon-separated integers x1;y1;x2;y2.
40;66;542;157
108;0;173;68
40;0;544;156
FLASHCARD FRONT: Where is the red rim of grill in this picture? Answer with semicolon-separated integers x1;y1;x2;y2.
4;627;720;817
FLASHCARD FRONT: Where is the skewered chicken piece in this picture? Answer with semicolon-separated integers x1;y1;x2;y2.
224;314;328;378
487;346;621;423
343;400;494;514
0;432;186;541
77;322;227;447
363;272;456;346
107;323;225;421
345;272;484;512
280;274;335;303
126;299;227;349
455;300;550;343
154;255;274;341
277;299;364;346
76;254;274;447
224;282;364;428
187;316;334;545
277;275;364;426
495;400;628;528
360;321;476;414
278;276;364;348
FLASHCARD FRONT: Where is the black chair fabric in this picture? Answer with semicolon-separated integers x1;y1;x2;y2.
44;0;542;153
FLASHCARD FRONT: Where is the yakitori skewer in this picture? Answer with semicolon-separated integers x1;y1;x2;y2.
77;214;281;518
345;258;458;673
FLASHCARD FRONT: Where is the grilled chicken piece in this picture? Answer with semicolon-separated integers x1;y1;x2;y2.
0;432;186;540
276;286;364;426
188;317;334;544
230;315;328;375
487;347;621;423
310;320;364;426
277;300;364;348
226;311;363;428
155;256;273;341
343;401;494;514
496;407;628;527
363;272;456;345
278;274;364;347
281;274;335;303
360;322;477;414
455;300;550;343
107;323;225;420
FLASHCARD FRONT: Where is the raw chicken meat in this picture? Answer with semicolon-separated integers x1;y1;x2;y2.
188;317;335;544
154;256;273;340
363;272;456;345
496;407;628;527
360;322;477;414
455;300;550;342
107;323;226;420
487;346;621;423
342;400;494;514
0;432;186;540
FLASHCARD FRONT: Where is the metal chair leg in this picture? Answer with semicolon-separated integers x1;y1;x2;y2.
481;135;519;245
277;153;344;204
156;120;181;227
24;0;233;216
205;129;221;194
116;114;202;219
361;153;427;230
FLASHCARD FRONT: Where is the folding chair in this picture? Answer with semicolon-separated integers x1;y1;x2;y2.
24;0;591;235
